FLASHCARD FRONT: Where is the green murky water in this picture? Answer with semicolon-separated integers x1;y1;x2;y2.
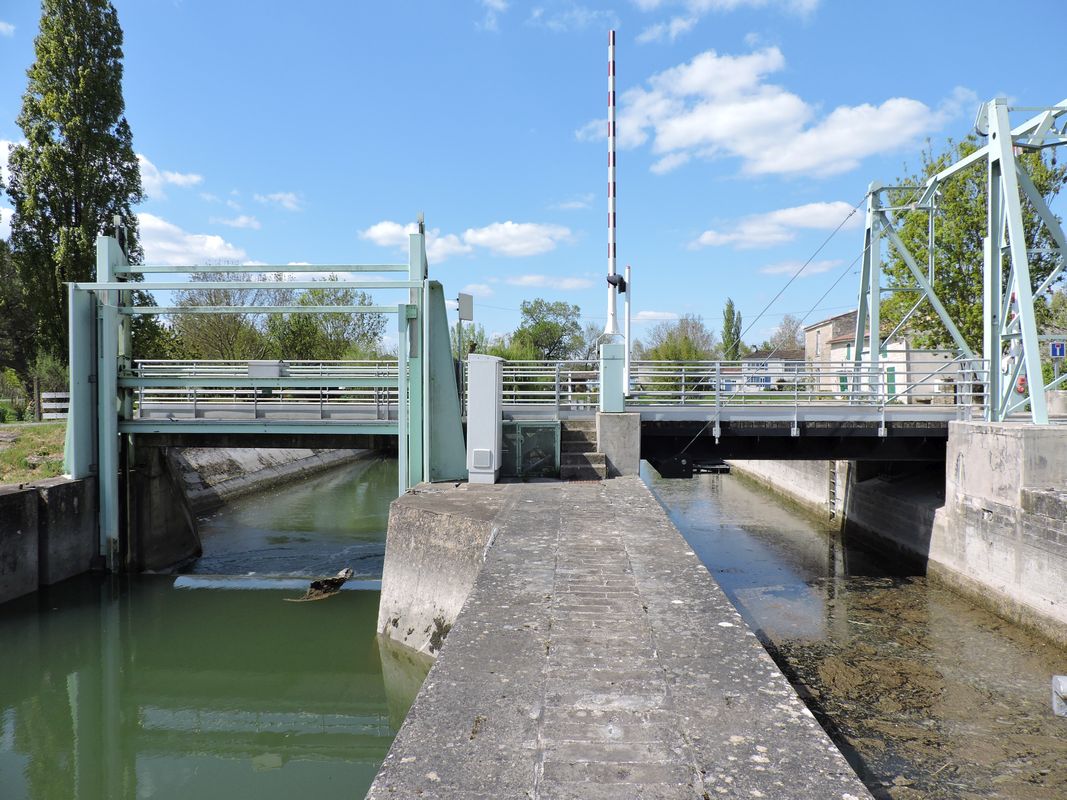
646;465;1067;800
0;456;426;800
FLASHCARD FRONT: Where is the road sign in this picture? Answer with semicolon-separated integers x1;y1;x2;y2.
1051;341;1066;360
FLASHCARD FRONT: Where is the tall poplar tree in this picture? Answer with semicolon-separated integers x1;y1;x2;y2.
720;297;743;360
6;0;143;360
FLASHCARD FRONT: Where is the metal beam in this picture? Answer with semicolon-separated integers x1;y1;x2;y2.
77;280;420;290
118;376;399;389
118;305;399;315
116;264;409;274
118;420;399;436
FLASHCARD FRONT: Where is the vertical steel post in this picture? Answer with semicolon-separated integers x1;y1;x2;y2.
989;98;1048;423
397;305;409;496
867;190;882;400
95;236;122;567
624;264;631;393
64;286;96;478
408;230;426;487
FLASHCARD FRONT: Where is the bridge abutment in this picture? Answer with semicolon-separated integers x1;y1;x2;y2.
596;410;640;476
127;446;201;572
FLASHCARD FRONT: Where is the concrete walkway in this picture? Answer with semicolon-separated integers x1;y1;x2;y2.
368;478;871;799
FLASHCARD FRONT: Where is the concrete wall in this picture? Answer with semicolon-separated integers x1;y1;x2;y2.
129;446;202;572
0;476;97;605
0;486;38;604
727;459;846;518
173;447;370;514
377;483;512;657
925;421;1067;645
35;476;97;585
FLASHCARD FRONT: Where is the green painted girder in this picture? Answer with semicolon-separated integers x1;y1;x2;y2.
77;281;421;290
118;376;399;389
118;419;399;436
116;264;409;274
119;305;400;316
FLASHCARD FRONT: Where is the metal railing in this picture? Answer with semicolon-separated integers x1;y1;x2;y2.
129;355;990;423
129;360;400;421
478;355;990;418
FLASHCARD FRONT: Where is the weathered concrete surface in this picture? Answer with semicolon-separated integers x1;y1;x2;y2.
728;459;847;518
173;447;370;514
0;486;38;604
129;446;202;572
597;411;641;477
369;479;871;799
33;476;96;585
377;483;513;656
926;421;1067;645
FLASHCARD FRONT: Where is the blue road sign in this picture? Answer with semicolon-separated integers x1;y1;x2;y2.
1052;341;1066;360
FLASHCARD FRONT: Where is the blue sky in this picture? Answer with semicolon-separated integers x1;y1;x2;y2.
1;0;1066;347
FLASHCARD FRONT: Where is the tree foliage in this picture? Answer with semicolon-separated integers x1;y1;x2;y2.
883;137;1067;351
636;315;716;360
760;313;804;352
720;298;743;360
171;273;386;360
0;240;34;377
6;0;144;359
510;299;583;360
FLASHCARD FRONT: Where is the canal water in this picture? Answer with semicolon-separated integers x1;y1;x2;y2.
645;465;1067;800
0;456;422;800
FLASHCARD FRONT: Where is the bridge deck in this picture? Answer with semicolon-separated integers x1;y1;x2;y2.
368;478;871;799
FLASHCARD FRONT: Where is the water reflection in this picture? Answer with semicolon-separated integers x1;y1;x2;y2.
646;466;1067;799
0;456;429;800
0;576;430;800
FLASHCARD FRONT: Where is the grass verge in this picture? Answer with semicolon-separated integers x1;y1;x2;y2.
0;423;67;485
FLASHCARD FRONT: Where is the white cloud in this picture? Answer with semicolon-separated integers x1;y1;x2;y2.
0;21;14;37
137;154;203;199
211;214;261;230
463;221;571;257
360;219;572;262
478;0;508;31
691;200;860;250
462;283;494;298
254;191;302;211
0;207;12;239
527;6;619;32
506;274;593;290
577;45;972;177
634;310;680;322
635;0;819;44
552;192;595;210
138;212;248;266
759;258;842;276
359;220;475;263
636;16;696;43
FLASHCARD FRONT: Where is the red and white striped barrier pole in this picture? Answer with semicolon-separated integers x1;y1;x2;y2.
604;29;620;337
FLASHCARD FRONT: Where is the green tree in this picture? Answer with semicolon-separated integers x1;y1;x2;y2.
721;298;743;360
639;315;716;360
512;299;583;360
451;322;490;360
6;0;144;359
171;273;276;359
264;285;384;360
883;137;1067;350
0;240;34;377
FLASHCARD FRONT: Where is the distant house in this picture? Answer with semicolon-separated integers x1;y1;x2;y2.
740;348;805;390
802;311;958;402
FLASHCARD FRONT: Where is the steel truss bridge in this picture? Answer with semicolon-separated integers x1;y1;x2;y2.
63;97;1067;568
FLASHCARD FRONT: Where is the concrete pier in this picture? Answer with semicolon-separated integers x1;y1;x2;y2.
370;478;871;799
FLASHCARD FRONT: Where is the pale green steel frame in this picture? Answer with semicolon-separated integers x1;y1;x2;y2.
65;227;468;570
852;97;1067;424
